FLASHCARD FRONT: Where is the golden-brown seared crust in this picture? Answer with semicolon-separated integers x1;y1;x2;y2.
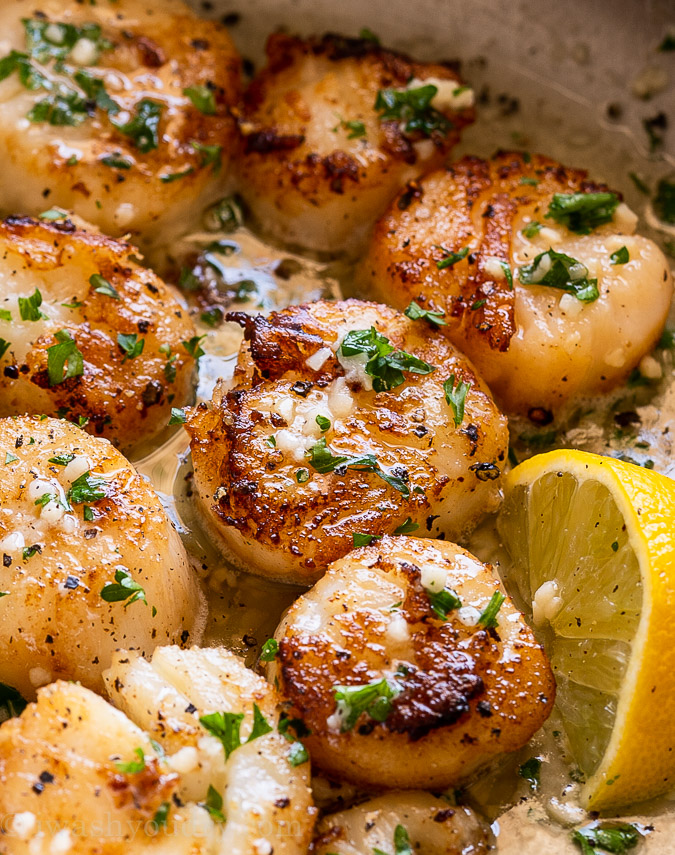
270;536;555;789
366;151;612;352
186;299;508;583
0;216;196;452
236;33;474;253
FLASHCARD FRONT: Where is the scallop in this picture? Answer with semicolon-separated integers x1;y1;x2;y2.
104;645;317;855
267;536;555;789
364;151;673;418
313;792;492;855
0;215;197;453
0;0;241;260
185;299;508;584
0;415;204;699
0;681;217;855
236;32;474;255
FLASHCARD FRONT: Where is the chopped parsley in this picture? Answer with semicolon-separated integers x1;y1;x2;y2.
101;154;132;170
233;280;257;302
659;32;675;52
4;452;18;465
200;785;225;823
183;335;206;359
113;99;163;153
47;330;84;386
571;822;641;855
295;468;310;483
393;517;419;535
610;246;629;265
306;437;410;498
184;84;216;115
18;288;47;321
22;545;41;561
545;192;619;234
192;140;222;170
338;327;435;392
67;471;106;504
332;115;366;138
332;677;401;732
100;568;147;608
353;532;382;547
204;196;242;232
628;172;650;195
373;824;412;855
0;339;9;360
199;703;272;760
426;587;462;619
151;802;170;832
518;248;599;302
522;220;543;238
115;747;146;775
653;178;675;225
117;332;144;361
200;307;223;327
404;300;446;327
39;208;68;221
169;407;186;425
160;167;194;183
444;374;471;426
375;84;451;138
520;176;539;186
518;756;542;791
48;452;75;465
89;274;120;300
22;19;111;64
477;591;506;628
436;245;469;269
259;638;278;662
315;414;331;432
288;741;309;766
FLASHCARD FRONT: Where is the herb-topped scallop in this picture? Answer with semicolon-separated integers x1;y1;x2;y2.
0;0;241;261
236;32;474;255
266;536;555;789
0;416;204;699
185;299;508;585
364;151;674;419
0;215;198;453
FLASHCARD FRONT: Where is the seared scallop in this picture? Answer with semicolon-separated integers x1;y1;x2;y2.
0;681;217;855
365;151;673;418
236;32;474;254
186;299;508;585
313;792;492;855
267;536;555;789
0;0;241;259
104;645;317;855
0;416;204;699
0;215;197;452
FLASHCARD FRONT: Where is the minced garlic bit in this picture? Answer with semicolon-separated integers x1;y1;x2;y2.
532;580;563;627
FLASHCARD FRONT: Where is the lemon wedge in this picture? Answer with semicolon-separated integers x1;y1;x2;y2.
497;449;675;810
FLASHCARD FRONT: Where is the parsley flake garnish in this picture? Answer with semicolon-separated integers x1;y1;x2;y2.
545;192;619;234
427;587;462;619
151;802;170;832
260;638;279;662
199;703;272;760
0;339;9;360
115;747;146;774
436;246;469;270
404;300;446;327
112;99;163;152
375;84;451;138
338;327;435;392
18;288;47;321
477;591;506;628
306;437;410;498
518;756;542;791
117;332;144;361
571;822;641;855
393;517;419;535
519;248;599;303
444;374;471;426
610;246;629;265
67;470;106;504
288;741;309;766
315;414;331;431
89;274;120;300
47;330;84;386
100;568;147;608
353;532;382;547
522;220;543;238
4;452;18;465
184;85;216;115
182;335;206;359
200;785;225;823
654;179;675;225
0;682;27;722
169;407;186;425
332;677;401;732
